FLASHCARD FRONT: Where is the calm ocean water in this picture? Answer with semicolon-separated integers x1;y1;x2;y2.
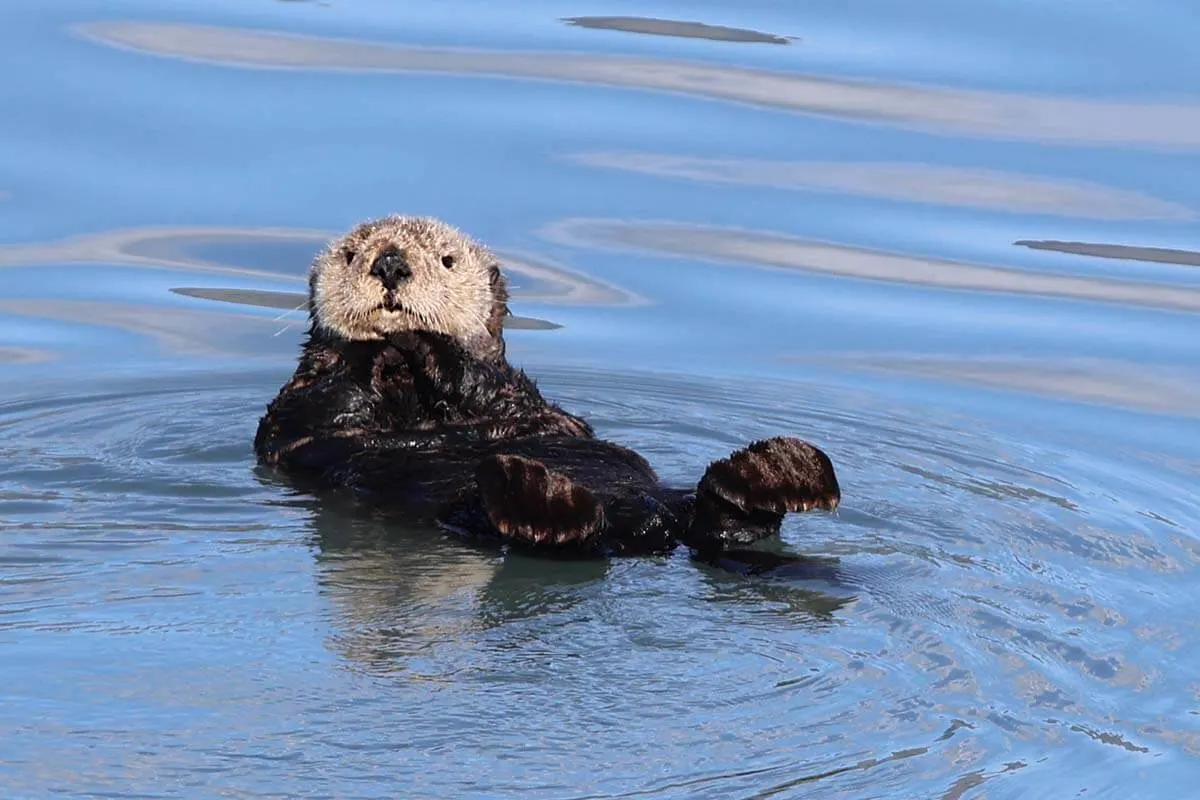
1;1;1198;797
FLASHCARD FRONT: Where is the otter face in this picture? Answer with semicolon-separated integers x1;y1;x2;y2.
309;215;508;348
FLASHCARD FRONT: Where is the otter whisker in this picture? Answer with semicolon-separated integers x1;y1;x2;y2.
405;306;436;329
271;301;308;323
271;301;309;337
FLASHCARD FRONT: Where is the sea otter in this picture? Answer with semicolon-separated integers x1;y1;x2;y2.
254;215;841;558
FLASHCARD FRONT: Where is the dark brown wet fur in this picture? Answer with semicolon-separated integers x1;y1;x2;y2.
476;455;606;548
254;216;841;559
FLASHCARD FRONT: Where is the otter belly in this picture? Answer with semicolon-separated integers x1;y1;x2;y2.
483;436;660;497
329;435;658;510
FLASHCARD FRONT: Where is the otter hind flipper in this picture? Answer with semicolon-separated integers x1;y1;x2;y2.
474;454;607;554
686;436;840;551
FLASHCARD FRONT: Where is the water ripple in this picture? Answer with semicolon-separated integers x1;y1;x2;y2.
569;152;1194;220
75;21;1200;149
543;217;1200;313
0;321;1193;798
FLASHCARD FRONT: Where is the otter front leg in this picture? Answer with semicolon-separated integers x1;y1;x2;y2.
469;454;609;556
389;331;593;438
684;437;840;553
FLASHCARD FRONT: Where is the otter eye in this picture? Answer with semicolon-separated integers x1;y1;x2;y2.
441;254;456;269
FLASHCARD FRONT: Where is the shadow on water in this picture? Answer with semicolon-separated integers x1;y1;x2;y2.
1016;239;1200;266
288;480;857;661
561;16;797;45
307;493;611;617
695;551;856;622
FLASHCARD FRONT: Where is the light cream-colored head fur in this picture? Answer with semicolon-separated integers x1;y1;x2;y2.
308;215;509;350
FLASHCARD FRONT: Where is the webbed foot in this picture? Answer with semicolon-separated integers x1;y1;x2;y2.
475;454;606;552
688;436;840;550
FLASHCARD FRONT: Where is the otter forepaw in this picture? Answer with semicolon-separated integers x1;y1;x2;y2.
475;455;605;549
386;330;458;373
687;437;839;550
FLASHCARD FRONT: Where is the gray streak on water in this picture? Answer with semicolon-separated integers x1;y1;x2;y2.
561;17;798;46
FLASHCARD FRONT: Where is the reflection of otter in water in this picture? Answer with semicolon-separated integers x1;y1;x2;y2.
254;216;841;558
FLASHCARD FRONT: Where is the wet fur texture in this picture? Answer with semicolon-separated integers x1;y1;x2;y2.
255;215;841;558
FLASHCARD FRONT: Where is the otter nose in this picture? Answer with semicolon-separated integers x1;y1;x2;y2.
369;249;412;287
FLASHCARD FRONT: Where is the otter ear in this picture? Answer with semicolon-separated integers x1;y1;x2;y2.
342;248;356;266
486;261;510;340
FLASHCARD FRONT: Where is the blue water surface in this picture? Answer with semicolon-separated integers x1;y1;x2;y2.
1;1;1198;797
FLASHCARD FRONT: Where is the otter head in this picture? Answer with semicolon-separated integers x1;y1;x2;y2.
309;215;509;356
